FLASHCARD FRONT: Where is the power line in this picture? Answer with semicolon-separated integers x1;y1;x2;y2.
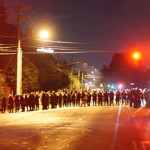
23;50;111;54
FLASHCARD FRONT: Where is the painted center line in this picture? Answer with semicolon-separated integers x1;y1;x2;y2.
111;104;122;150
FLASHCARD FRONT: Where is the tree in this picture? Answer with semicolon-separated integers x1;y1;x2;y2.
5;56;40;93
100;52;145;88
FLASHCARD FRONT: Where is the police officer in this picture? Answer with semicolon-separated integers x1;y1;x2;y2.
72;92;76;107
25;93;29;111
58;92;62;108
109;90;114;106
76;91;81;107
67;92;71;107
87;92;91;106
42;92;47;110
35;93;39;110
15;95;20;112
92;91;97;106
20;95;25;112
121;90;126;105
63;92;67;107
98;91;103;106
81;91;86;107
116;90;120;105
104;90;109;106
8;94;14;113
50;91;55;109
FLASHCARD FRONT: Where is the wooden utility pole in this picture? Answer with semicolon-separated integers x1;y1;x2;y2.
78;61;81;82
8;6;30;95
70;55;74;90
81;60;84;90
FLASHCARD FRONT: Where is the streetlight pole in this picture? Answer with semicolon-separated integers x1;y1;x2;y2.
16;8;22;95
8;5;30;95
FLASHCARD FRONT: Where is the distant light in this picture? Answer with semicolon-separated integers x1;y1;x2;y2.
40;30;48;39
107;84;110;88
91;71;94;74
111;85;115;89
100;83;103;88
133;52;141;60
37;47;54;53
118;84;122;89
130;83;135;85
84;83;88;86
93;78;95;81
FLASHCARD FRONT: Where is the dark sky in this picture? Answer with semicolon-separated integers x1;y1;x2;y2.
4;0;150;69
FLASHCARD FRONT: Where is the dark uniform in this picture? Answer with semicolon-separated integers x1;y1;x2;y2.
104;91;108;106
20;95;25;112
121;91;126;105
92;91;97;106
72;93;76;107
87;92;91;106
8;95;14;113
25;94;29;111
81;91;86;107
109;91;114;106
116;91;120;105
42;93;47;110
15;95;20;112
98;91;103;106
29;93;35;111
50;92;55;109
76;92;81;106
35;94;39;110
67;93;71;107
63;92;67;107
58;93;62;108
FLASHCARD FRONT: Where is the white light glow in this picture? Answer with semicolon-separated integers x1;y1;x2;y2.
40;31;48;39
37;47;54;53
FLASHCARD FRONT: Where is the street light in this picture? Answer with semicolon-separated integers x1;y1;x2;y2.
40;30;49;39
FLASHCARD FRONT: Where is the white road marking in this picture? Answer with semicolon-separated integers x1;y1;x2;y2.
134;105;145;114
144;109;150;117
111;104;122;150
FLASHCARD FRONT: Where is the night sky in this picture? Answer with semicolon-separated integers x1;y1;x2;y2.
4;0;150;70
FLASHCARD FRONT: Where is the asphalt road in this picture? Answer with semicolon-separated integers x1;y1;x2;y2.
0;104;150;150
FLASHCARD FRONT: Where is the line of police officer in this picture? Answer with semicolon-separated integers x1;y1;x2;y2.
1;88;150;113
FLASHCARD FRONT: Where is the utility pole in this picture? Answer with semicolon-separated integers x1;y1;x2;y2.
81;60;84;90
70;55;74;90
8;6;30;95
78;61;81;82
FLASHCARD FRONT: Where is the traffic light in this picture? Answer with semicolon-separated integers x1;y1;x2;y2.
133;52;141;60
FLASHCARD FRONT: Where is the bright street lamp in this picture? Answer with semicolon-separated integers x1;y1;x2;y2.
40;30;49;39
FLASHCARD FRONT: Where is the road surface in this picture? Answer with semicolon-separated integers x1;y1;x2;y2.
0;105;150;150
